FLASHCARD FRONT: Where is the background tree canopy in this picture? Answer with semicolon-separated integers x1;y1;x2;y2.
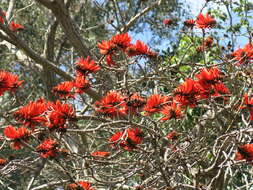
1;0;253;190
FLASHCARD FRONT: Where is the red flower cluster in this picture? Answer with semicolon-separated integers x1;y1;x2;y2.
91;151;110;158
160;12;216;30
174;79;200;107
160;102;183;121
14;99;48;128
109;128;144;151
231;43;253;65
111;33;132;50
195;67;229;100
95;91;146;117
9;21;24;31
125;93;146;114
240;94;253;120
196;13;216;29
0;10;24;31
53;79;91;98
53;56;99;98
144;94;170;115
14;98;76;132
184;19;195;28
235;144;253;162
67;181;95;190
75;56;100;75
166;131;180;141
98;33;156;66
46;100;76;132
163;19;174;26
142;94;183;121
0;71;23;96
74;76;90;94
94;68;229;120
125;40;157;57
0;158;7;166
94;91;128;117
36;138;59;158
4;126;31;150
52;81;75;99
0;10;6;24
196;67;221;88
174;67;230;107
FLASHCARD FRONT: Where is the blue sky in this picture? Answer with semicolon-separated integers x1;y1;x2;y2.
97;0;252;50
154;0;251;50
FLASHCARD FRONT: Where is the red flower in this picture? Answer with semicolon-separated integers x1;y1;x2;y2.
97;40;117;55
0;71;23;96
111;33;131;50
0;11;6;24
195;67;223;89
74;75;90;94
95;91;127;118
195;68;229;101
199;82;230;102
50;101;76;119
166;131;180;140
241;94;253;120
91;151;110;157
109;128;144;150
0;158;7;166
75;57;100;75
235;144;253;161
213;82;230;96
163;19;174;26
97;33;156;66
14;99;48;128
125;40;157;57
160;102;183;121
124;93;146;114
9;21;24;31
4;126;30;139
184;19;195;28
109;131;124;146
46;100;76;131
105;54;116;67
174;79;199;107
144;94;170;115
4;126;31;150
46;111;67;132
67;181;95;190
196;13;216;29
231;43;253;65
127;128;144;145
52;81;75;99
36;138;59;158
98;33;132;67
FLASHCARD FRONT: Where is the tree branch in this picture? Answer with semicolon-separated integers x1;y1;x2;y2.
42;18;58;100
120;0;162;33
6;0;16;21
35;0;95;59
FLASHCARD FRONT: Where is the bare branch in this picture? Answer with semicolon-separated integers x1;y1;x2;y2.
6;0;16;21
120;0;162;33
